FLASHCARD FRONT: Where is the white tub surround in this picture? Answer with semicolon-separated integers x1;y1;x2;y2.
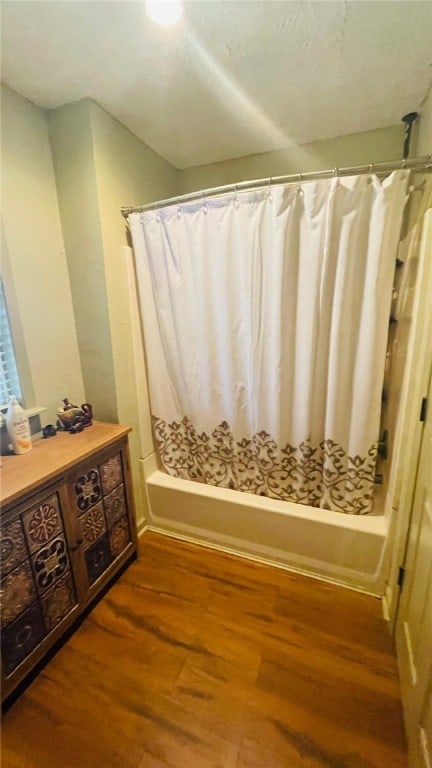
142;459;387;595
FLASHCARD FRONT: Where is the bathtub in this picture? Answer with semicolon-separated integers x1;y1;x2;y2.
140;454;388;595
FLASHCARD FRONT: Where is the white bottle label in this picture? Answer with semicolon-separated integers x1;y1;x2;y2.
14;416;31;450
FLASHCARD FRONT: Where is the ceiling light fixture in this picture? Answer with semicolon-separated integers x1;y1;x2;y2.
145;0;183;27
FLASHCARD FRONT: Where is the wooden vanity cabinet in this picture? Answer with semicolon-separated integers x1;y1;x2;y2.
1;423;138;703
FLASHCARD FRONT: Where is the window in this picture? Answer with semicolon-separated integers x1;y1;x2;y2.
0;278;22;407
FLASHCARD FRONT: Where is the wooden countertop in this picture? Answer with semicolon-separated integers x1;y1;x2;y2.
0;421;131;508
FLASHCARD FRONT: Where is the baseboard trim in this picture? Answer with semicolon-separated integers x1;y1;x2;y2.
142;524;381;598
382;593;390;623
418;725;431;768
137;521;149;537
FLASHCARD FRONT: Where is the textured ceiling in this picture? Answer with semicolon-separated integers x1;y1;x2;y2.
1;1;431;169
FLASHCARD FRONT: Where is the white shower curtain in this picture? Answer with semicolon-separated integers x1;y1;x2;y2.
130;171;408;514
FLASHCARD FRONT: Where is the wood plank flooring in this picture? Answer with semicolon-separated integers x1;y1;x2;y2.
1;532;407;768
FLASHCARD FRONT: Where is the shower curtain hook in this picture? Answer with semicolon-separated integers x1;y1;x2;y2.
177;198;182;219
202;192;208;215
233;184;239;209
297;172;303;196
267;178;273;202
333;167;339;188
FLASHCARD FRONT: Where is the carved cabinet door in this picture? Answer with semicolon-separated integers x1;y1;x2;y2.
0;483;81;698
68;440;135;604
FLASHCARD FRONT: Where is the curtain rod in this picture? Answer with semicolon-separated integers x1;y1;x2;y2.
121;154;432;218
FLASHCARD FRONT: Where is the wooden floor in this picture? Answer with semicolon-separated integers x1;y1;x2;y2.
2;532;406;768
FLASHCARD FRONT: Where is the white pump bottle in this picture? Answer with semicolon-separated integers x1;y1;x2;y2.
6;398;32;454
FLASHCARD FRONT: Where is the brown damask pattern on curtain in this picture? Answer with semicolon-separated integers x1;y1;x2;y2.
152;416;377;515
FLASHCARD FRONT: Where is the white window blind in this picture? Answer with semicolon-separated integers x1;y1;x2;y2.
0;279;22;408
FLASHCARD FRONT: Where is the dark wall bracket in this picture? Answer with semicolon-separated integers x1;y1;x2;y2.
401;112;419;159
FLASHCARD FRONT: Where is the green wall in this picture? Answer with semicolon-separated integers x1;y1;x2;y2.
179;124;404;194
